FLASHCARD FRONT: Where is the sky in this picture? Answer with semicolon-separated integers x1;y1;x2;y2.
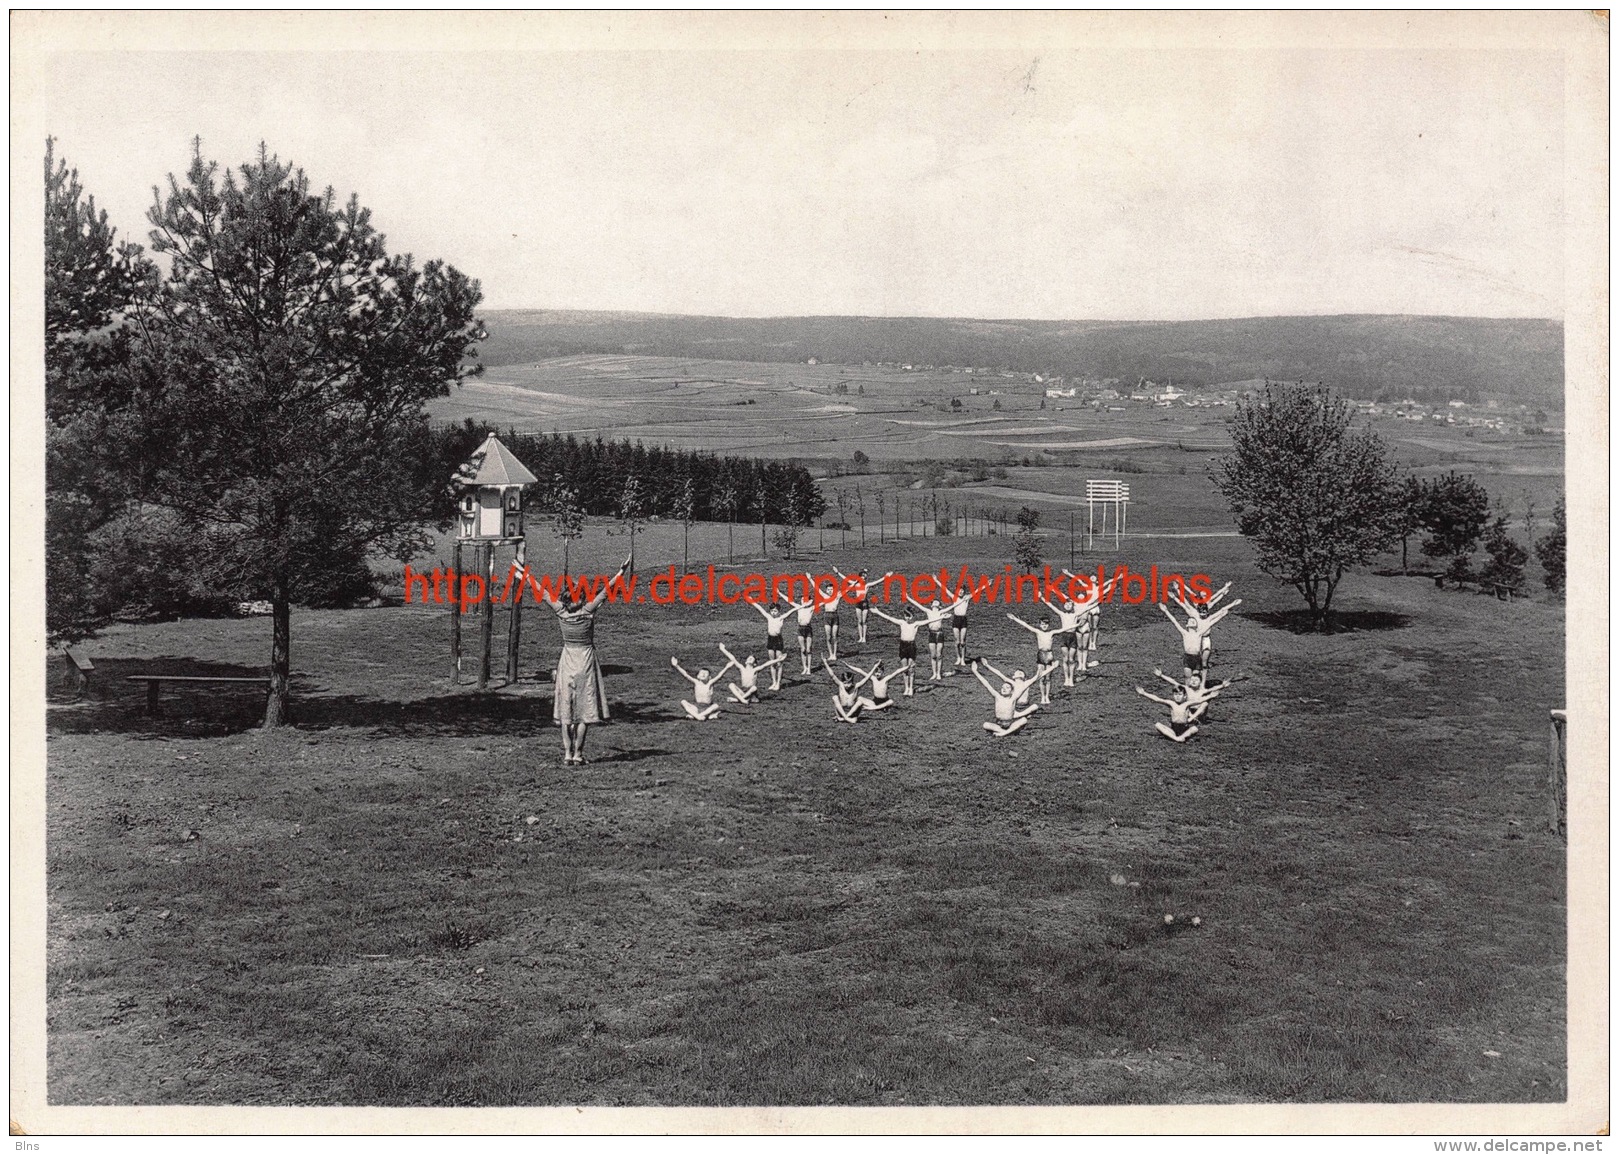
40;40;1567;320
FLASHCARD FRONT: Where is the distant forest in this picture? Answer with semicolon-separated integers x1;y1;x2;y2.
475;311;1563;407
440;420;827;525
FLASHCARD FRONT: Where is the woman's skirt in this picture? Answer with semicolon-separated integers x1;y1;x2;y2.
553;643;609;725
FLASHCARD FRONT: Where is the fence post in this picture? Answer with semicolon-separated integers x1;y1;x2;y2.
1548;708;1567;838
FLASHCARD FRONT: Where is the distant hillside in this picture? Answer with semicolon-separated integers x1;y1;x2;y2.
475;311;1563;406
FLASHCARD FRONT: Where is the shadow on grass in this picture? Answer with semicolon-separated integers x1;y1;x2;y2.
46;655;679;739
46;657;281;739
1242;609;1412;635
590;746;674;764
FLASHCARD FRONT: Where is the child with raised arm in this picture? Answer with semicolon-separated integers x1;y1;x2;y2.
720;644;786;704
749;596;799;689
1061;568;1117;671
978;659;1042;710
823;658;875;724
834;567;893;645
1007;612;1062;703
1170;584;1241;668
1135;683;1208;743
948;586;971;668
972;660;1050;737
1151;667;1239;722
906;595;953;682
792;594;818;676
1159;598;1239;678
804;571;845;660
842;660;899;713
671;655;735;721
1036;591;1083;687
868;603;923;696
1151;667;1237;704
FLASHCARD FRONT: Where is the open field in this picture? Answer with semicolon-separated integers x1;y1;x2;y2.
46;527;1566;1105
427;355;1564;530
472;311;1565;409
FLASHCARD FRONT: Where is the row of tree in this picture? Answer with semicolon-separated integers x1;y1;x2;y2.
1212;382;1565;630
433;421;824;527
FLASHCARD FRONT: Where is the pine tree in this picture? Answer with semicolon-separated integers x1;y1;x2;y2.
1416;472;1490;588
44;138;158;643
1013;506;1043;571
1479;516;1528;594
1535;499;1566;595
134;143;483;724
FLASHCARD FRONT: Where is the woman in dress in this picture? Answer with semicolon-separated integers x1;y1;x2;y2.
541;555;631;764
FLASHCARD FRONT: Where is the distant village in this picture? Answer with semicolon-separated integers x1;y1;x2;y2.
832;359;1560;435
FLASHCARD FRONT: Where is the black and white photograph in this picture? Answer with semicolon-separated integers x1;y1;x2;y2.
12;10;1608;1137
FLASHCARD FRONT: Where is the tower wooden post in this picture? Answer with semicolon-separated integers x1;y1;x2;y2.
506;540;525;684
478;543;496;691
449;541;463;684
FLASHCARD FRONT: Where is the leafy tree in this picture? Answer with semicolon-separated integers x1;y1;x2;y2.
1479;516;1528;593
548;474;586;576
1536;499;1566;595
676;475;696;572
1212;382;1400;630
1395;475;1426;574
1013;506;1042;571
134;143;484;724
1416;471;1489;587
772;485;804;560
618;472;646;573
714;483;739;565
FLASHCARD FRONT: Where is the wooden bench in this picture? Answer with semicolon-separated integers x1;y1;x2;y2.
62;648;94;699
126;674;271;715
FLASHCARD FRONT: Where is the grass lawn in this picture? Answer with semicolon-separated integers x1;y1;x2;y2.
45;533;1565;1105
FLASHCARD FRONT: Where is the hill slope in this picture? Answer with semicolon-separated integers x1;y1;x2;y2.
475;312;1563;406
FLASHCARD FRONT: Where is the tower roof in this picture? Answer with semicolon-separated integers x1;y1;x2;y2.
455;434;538;488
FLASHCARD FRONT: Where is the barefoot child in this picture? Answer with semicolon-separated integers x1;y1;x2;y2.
671;655;735;721
720;644;786;704
749;597;800;689
868;603;923;695
1037;592;1084;686
834;567;893;645
1135;683;1207;742
805;572;846;660
1151;667;1238;721
792;595;818;675
842;660;899;713
1170;585;1241;669
1007;613;1062;703
949;586;971;668
971;660;1051;737
1159;598;1238;680
978;659;1043;710
906;595;953;682
823;658;876;724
